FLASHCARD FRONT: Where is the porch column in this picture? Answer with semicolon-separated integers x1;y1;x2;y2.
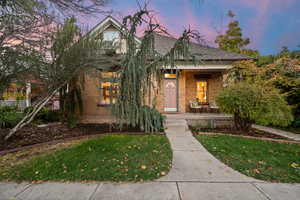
178;70;186;113
222;71;229;87
25;82;31;107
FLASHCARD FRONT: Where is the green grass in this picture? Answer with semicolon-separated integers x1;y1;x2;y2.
195;135;300;183
0;135;172;182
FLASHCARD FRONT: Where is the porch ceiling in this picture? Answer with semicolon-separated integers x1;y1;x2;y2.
164;64;232;71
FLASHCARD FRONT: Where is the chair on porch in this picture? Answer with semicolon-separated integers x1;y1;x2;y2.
189;99;200;113
189;99;209;113
209;101;219;113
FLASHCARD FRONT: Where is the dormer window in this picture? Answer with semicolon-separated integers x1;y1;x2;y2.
103;30;120;43
102;30;120;53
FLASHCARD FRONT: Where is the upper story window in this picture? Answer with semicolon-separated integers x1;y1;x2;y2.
103;31;120;43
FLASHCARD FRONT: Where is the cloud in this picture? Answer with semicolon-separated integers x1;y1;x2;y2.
181;0;217;45
277;29;300;50
225;0;297;49
150;0;217;45
236;0;296;12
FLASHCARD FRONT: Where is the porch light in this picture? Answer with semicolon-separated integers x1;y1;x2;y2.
164;73;177;79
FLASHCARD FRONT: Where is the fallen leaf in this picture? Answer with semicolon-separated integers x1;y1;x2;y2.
291;162;299;168
252;169;261;174
140;165;147;170
258;161;266;165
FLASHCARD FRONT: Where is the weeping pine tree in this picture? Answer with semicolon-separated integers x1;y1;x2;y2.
112;10;201;133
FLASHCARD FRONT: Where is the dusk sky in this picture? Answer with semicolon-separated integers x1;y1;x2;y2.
80;0;300;56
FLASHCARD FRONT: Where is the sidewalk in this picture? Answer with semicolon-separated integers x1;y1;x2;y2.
1;115;299;200
253;124;300;141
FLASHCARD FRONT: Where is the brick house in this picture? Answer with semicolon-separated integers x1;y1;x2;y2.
80;16;251;123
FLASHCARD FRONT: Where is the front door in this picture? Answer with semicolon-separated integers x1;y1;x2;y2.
164;79;177;112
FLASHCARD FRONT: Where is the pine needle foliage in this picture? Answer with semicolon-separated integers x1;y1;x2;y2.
112;10;200;133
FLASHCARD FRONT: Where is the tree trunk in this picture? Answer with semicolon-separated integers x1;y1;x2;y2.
4;87;60;140
233;113;252;132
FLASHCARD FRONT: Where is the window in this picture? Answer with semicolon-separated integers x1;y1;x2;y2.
196;81;207;103
99;72;118;105
103;31;120;43
2;84;25;100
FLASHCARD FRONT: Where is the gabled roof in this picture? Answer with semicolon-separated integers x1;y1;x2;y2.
89;16;252;61
153;33;252;61
88;16;141;44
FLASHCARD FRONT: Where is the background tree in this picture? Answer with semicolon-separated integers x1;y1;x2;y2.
215;10;259;58
5;17;113;140
0;0;51;96
0;0;110;96
261;57;300;120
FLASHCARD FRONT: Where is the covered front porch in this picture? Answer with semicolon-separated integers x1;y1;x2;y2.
164;113;231;120
157;65;229;114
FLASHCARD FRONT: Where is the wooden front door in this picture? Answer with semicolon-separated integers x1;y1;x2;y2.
164;79;177;112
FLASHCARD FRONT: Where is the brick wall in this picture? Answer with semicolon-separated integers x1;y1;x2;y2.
156;70;223;113
80;74;115;123
80;70;224;122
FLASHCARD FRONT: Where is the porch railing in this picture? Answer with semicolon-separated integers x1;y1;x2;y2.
0;100;28;110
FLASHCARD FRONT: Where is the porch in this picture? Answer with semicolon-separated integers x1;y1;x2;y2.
157;68;227;113
164;113;233;130
164;113;231;120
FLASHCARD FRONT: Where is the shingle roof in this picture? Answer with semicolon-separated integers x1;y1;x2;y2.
153;33;252;61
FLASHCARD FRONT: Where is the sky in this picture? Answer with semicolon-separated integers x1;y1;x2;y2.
79;0;300;56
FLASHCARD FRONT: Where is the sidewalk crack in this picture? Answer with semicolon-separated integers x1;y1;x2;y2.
251;183;272;200
176;182;182;200
88;184;102;200
14;183;32;198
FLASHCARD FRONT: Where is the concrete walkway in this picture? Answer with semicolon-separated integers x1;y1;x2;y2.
159;115;258;182
253;124;300;141
1;114;299;200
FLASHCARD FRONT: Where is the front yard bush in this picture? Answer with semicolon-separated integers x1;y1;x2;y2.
24;106;61;123
292;116;300;128
216;82;293;132
0;106;23;128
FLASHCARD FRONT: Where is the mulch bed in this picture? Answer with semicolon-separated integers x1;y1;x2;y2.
0;123;145;151
190;126;291;140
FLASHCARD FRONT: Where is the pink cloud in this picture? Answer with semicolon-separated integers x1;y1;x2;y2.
149;4;180;37
181;0;217;45
237;0;296;12
225;0;297;49
148;0;218;45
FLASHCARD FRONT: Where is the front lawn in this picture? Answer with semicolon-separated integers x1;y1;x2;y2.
195;135;300;183
0;135;172;182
